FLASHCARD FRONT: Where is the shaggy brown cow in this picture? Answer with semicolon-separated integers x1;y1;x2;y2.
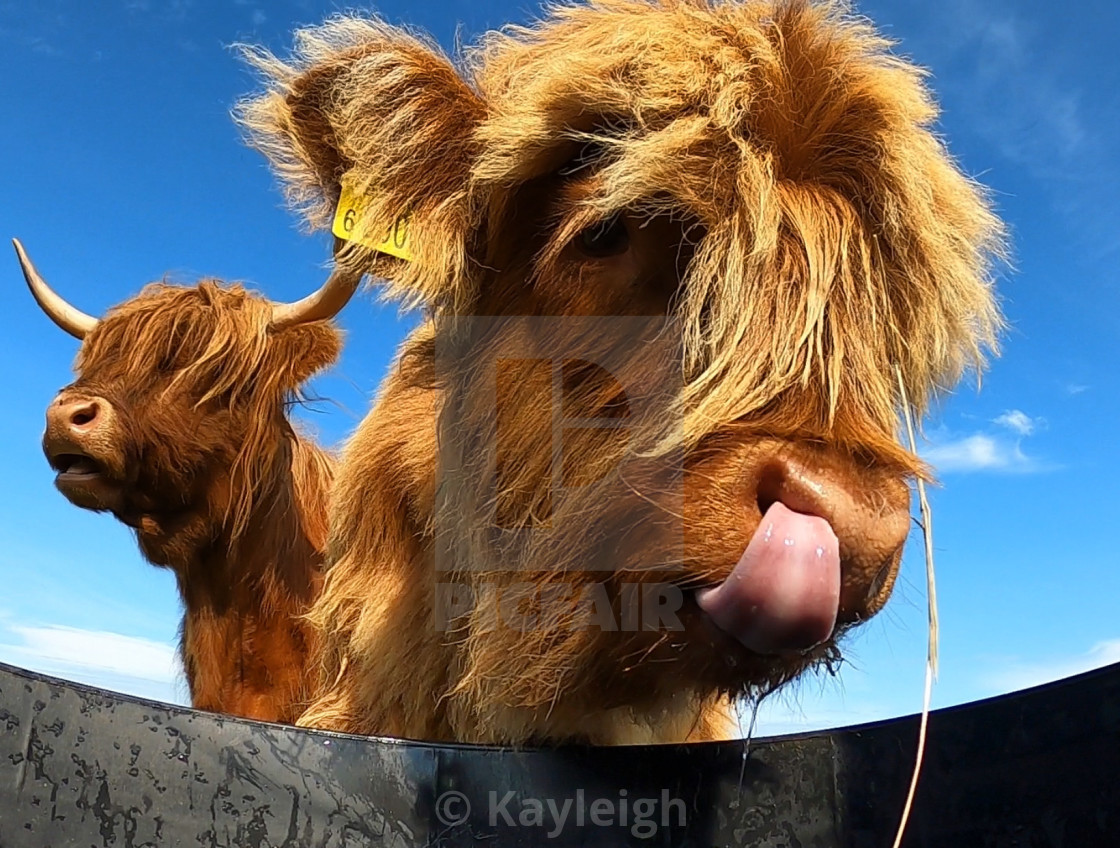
15;238;363;723
236;0;1006;745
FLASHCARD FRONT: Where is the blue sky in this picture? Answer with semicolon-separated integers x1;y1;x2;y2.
1;0;1117;737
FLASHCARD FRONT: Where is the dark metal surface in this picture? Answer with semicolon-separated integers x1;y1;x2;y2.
1;659;1117;847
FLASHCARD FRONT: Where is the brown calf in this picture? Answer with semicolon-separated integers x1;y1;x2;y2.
235;0;1006;744
16;239;362;723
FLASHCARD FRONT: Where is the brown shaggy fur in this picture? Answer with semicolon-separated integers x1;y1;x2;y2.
236;0;1006;744
43;281;340;723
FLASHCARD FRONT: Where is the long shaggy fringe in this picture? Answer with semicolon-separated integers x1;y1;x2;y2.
79;280;340;545
236;0;1007;454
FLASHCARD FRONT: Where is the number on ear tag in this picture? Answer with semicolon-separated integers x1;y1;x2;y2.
331;175;413;262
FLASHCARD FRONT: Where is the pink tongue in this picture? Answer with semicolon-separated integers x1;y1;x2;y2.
696;502;840;655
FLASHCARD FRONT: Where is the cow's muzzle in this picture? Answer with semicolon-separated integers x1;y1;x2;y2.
43;393;123;510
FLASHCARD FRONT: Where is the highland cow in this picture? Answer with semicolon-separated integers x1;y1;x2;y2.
236;0;1005;745
16;238;362;723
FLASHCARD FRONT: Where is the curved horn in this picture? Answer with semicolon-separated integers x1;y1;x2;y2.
12;238;99;340
268;263;365;330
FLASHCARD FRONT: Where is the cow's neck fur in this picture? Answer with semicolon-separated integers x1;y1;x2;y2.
293;339;738;744
139;432;332;724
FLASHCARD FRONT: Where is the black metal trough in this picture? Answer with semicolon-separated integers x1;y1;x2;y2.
1;659;1117;846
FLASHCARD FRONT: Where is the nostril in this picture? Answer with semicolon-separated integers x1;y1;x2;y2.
754;460;787;518
68;401;100;429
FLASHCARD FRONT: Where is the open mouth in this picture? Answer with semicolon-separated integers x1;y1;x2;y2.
47;451;124;512
51;453;104;480
696;501;841;657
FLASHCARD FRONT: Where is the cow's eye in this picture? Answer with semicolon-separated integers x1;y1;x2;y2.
576;216;630;258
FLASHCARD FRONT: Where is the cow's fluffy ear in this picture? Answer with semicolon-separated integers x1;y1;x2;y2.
267;320;343;392
235;16;486;311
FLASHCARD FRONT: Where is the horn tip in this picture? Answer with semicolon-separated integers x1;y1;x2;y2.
11;239;34;285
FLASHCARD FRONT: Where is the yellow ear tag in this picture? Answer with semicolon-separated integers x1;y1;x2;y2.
331;174;413;262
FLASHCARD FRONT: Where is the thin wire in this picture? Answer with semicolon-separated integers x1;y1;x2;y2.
890;364;939;848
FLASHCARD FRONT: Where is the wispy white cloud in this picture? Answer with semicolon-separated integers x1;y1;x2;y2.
1065;383;1090;395
26;35;59;55
992;409;1039;436
165;0;192;19
1;623;177;680
980;639;1120;695
0;21;61;56
741;697;897;738
918;0;1120;258
920;407;1056;474
123;0;191;24
922;433;1042;474
0;621;185;704
729;662;910;738
933;0;1098;178
250;9;266;27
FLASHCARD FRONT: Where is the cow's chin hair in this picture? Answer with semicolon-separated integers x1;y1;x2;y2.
433;409;873;739
131;511;207;567
676;593;847;697
437;487;740;734
440;562;842;740
121;471;218;569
